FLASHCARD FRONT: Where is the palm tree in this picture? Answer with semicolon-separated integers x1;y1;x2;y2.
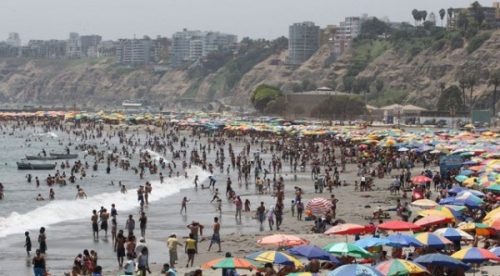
420;10;428;22
439;9;446;26
489;69;500;116
412;9;419;26
467;73;478;112
447;8;454;28
457;72;468;107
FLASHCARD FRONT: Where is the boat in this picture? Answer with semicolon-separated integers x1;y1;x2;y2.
17;162;56;170
49;153;78;159
25;155;58;161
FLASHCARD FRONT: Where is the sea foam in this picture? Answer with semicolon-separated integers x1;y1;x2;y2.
0;166;209;238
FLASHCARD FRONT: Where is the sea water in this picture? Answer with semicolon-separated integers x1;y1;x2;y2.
0;126;266;275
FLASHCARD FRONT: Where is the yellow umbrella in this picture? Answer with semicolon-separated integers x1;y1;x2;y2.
463;177;478;187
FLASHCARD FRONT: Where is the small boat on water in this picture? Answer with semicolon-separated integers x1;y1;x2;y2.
49;153;78;159
17;162;56;170
25;155;58;161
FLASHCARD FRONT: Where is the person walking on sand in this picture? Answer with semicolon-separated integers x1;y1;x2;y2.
167;234;183;268
115;230;126;268
267;206;275;231
185;233;196;267
234;196;242;221
139;212;147;238
208;217;221;252
126;214;135;237
180;197;189;214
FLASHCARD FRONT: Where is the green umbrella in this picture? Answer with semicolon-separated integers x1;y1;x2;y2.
455;175;468;182
202;257;258;270
323;242;373;258
486;184;500;192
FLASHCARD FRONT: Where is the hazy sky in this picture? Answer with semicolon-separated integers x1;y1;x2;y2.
1;0;494;43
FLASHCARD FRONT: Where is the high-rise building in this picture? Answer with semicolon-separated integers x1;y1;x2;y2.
334;17;362;56
6;33;21;47
66;32;82;58
80;35;102;57
22;40;66;58
171;29;237;67
288;22;321;65
115;38;157;65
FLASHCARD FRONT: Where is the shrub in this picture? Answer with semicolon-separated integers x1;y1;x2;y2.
466;32;491;54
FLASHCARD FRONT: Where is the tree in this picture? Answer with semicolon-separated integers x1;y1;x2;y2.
360;17;390;39
470;1;485;26
447;7;454;22
437;85;465;113
457;71;468;106
489;69;500;115
420;10;428;22
250;84;282;112
439;9;446;26
343;76;355;93
412;9;420;25
456;11;469;34
467;73;478;111
375;79;384;93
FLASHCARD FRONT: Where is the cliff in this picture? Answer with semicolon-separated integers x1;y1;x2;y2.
0;30;499;110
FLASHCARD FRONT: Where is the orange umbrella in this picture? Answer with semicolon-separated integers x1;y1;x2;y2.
378;220;421;231
324;223;367;235
415;215;452;227
257;234;309;247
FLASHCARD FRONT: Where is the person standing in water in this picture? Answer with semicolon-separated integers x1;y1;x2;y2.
207;217;221;252
24;231;32;256
139;212;147;238
32;249;46;276
38;227;47;254
180;197;189;214
91;210;99;240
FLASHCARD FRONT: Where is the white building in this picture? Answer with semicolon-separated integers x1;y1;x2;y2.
66;32;82;58
6;33;21;47
334;17;362;56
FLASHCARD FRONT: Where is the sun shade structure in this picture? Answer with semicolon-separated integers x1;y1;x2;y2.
202;257;257;270
432;227;473;241
378;221;420;231
323;242;373;258
451;247;500;263
414;253;470;271
257;234;309;247
415;215;452;227
375;259;430;276
287;245;340;263
414;233;452;249
385;233;423;248
246;251;303;267
306;198;333;215
328;264;383;276
324;223;367;235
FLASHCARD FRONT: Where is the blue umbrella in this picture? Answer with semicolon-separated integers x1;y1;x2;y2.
448;187;466;195
414;253;470;270
462;160;479;166
287;245;340;263
491;247;500;257
439;197;456;205
460;170;474;176
386;233;423;248
328;264;383;276
457;190;484;198
354;237;389;248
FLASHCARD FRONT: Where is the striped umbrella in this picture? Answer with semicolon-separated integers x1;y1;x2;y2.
376;259;429;276
306;198;332;215
323;242;373;258
202;257;257;270
386;233;423;248
328;264;383;276
418;206;461;221
451;247;500;263
490;247;500;257
246;251;303;267
433;227;473;241
414;233;452;249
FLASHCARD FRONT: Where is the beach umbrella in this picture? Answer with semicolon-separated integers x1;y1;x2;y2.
457;222;492;236
453;192;484;208
490;247;500;257
463;177;478;187
411;175;432;184
414;215;452;227
486;183;500;192
411;199;438;209
375;259;429;276
202;257;257;270
489;217;500;231
414;253;470;270
483;207;500;224
461;170;474;176
455;175;468;183
305;198;332;215
418;206;462;221
288;273;318;276
246;251;303;267
378;220;420;231
324;223;366;235
398;147;409;152
323;242;373;258
287;245;340;263
385;233;423;248
414;233;452;249
328;264;383;276
451;247;500;263
354;237;390;248
257;234;309;247
433;227;473;241
456;189;484;197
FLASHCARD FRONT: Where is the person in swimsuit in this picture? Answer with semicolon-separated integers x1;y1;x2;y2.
91;210;99;240
207;217;221;252
38;227;47;254
32;249;46;276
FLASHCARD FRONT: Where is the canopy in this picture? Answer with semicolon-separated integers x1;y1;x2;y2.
257;234;309;247
324;223;366;235
328;264;383;276
201;257;257;270
323;242;373;258
378;221;420;231
375;259;429;276
414;253;470;270
306;198;333;215
433;227;473;241
451;247;499;263
414;233;452;249
287;245;339;263
246;251;303;267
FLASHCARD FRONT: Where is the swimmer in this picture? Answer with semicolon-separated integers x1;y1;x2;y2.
35;193;44;201
75;188;88;199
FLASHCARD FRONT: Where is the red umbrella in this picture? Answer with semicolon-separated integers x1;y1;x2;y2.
411;175;432;184
415;215;452;227
324;223;366;235
306;198;333;215
378;220;421;231
257;234;309;247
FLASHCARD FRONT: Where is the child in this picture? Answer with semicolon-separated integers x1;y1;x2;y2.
290;200;296;217
123;256;136;275
24;231;32;256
